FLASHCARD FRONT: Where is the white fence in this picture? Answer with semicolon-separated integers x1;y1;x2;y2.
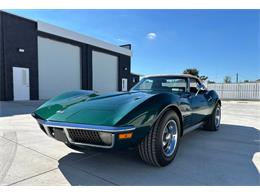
207;83;260;100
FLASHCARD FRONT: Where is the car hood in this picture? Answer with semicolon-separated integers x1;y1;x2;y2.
34;91;154;126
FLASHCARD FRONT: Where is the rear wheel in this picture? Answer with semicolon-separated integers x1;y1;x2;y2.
138;110;181;167
204;103;221;131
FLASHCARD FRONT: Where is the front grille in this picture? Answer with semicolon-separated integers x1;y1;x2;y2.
67;129;106;146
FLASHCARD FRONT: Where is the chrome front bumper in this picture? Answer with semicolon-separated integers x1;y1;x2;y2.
36;119;135;149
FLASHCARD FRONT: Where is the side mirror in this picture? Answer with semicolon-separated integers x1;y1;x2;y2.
195;83;205;96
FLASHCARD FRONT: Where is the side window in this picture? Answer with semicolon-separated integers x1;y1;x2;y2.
189;78;200;94
161;78;187;92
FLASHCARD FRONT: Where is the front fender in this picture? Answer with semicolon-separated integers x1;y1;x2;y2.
34;90;97;120
115;93;181;141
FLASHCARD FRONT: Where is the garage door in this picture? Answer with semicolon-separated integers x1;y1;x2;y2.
92;51;118;93
38;37;81;99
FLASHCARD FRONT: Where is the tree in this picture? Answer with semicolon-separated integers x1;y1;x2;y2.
224;76;232;83
183;68;208;81
199;75;208;81
244;80;249;83
207;80;216;84
183;68;199;77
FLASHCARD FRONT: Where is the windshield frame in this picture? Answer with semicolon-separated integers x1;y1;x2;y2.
130;76;189;93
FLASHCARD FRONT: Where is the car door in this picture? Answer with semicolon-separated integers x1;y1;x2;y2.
179;92;193;129
189;78;209;125
173;78;193;129
161;77;193;129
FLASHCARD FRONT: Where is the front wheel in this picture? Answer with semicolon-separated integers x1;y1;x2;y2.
138;110;181;167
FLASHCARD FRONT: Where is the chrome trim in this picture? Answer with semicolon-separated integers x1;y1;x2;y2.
162;119;178;157
36;119;135;149
183;121;204;135
63;128;115;149
43;126;52;137
37;119;135;133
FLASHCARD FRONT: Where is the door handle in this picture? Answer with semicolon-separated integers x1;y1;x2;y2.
208;96;213;102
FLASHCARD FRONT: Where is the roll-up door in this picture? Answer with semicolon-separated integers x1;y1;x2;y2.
38;37;81;99
92;51;118;93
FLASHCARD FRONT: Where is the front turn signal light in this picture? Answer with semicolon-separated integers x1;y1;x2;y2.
119;132;133;139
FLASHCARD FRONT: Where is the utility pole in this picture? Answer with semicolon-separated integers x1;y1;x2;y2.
236;73;238;83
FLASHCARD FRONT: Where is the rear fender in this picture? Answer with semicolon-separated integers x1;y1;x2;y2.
205;90;221;111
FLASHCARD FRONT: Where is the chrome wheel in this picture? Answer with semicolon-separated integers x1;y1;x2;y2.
215;106;221;128
162;119;178;157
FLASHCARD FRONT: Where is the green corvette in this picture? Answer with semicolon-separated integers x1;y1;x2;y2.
32;74;221;166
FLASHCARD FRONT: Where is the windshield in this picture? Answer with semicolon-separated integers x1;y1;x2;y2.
131;77;188;93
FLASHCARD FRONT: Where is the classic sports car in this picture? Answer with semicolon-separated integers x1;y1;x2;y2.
32;74;221;167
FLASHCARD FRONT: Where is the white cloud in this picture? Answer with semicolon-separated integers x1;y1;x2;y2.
146;32;157;40
116;38;128;42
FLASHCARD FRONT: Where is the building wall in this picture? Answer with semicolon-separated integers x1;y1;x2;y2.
0;12;38;101
87;45;131;92
129;74;140;89
38;31;131;93
119;55;131;90
0;12;4;100
0;11;132;101
38;21;131;57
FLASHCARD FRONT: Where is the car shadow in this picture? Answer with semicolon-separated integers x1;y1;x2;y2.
57;124;260;186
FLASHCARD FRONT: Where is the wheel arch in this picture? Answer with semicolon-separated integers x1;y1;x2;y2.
153;104;184;137
217;99;221;106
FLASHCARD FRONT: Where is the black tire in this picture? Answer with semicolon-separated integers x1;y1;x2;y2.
138;110;181;167
204;103;221;131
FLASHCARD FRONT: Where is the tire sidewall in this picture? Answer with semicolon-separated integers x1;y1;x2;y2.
154;110;181;166
213;104;221;130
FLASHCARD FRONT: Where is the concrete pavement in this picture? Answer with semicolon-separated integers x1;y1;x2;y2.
0;100;259;185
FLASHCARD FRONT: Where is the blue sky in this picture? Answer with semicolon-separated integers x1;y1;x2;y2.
8;10;260;82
